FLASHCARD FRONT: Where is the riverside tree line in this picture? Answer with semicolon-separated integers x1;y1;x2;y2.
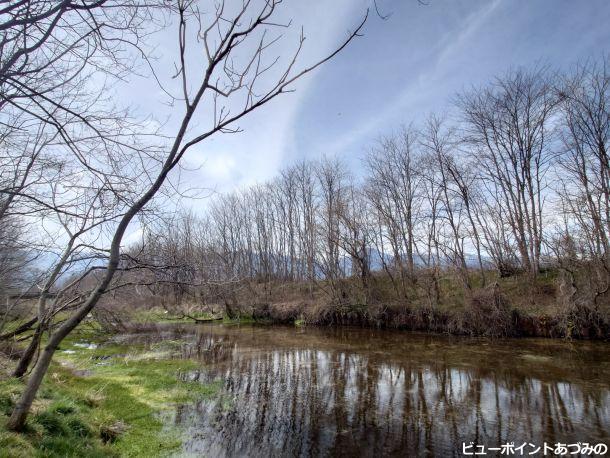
132;63;610;329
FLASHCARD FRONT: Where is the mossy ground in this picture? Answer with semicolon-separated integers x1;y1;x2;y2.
128;306;257;326
0;327;220;457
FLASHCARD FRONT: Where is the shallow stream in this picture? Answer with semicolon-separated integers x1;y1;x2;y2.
123;324;610;457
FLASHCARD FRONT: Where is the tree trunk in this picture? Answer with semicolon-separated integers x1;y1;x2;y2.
12;326;43;378
0;316;37;341
7;328;66;430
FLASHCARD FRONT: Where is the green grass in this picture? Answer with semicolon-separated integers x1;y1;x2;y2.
222;314;257;325
129;306;259;326
0;329;220;457
129;307;217;324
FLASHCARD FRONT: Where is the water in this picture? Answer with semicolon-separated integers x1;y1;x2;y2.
132;324;610;457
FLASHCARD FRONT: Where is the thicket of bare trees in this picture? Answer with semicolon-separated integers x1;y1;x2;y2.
131;64;609;332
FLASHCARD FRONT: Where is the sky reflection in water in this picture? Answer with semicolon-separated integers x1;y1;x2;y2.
130;324;609;457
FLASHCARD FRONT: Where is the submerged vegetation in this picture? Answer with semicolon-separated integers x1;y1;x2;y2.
0;328;219;457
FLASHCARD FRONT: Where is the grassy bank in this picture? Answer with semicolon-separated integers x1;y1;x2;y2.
0;328;219;457
251;292;609;339
94;266;609;340
219;271;609;339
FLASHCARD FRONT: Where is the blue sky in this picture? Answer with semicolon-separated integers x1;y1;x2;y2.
123;0;610;203
290;0;610;175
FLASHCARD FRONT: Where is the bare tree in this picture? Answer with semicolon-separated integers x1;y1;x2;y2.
554;58;610;310
316;156;347;296
558;59;610;264
421;116;472;290
0;1;156;113
7;0;367;430
457;68;559;276
365;126;423;297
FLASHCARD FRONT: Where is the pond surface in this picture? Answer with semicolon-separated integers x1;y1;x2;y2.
126;324;610;457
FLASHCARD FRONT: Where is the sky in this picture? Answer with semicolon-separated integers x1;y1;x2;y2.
119;0;610;212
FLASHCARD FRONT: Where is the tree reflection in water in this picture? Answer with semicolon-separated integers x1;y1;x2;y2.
143;325;609;457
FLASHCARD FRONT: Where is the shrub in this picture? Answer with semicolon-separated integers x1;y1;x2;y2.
450;286;518;337
557;303;609;339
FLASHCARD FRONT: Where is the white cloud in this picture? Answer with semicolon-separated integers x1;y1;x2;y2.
204;154;237;181
175;0;367;193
